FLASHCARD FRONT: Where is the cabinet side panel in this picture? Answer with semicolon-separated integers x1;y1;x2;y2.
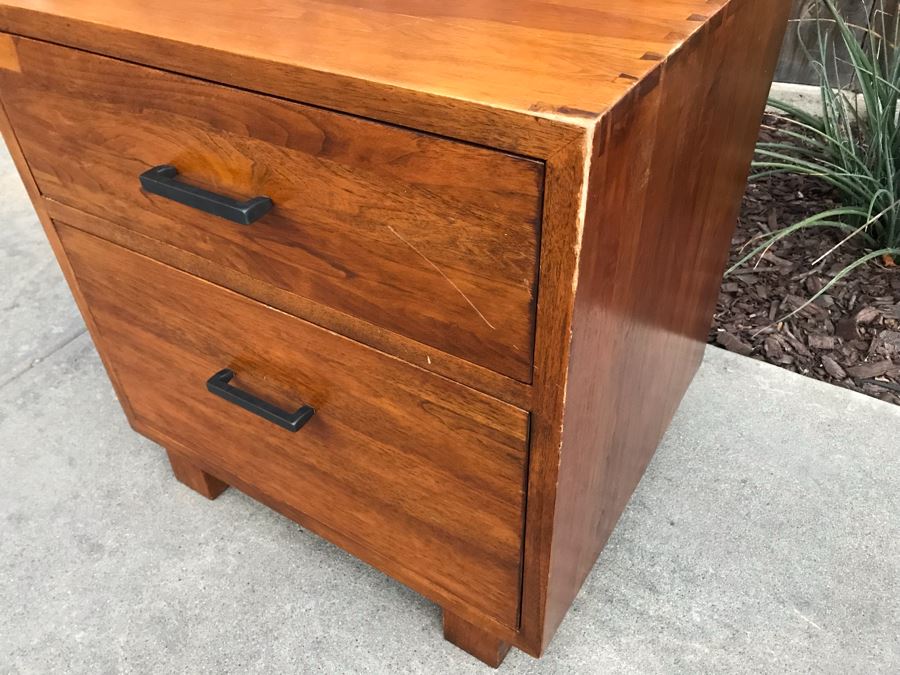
543;0;791;647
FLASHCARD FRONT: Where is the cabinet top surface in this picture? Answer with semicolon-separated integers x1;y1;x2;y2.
0;0;730;125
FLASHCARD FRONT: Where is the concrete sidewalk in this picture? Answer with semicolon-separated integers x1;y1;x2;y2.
1;146;898;674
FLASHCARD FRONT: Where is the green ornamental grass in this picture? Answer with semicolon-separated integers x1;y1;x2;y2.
729;0;899;310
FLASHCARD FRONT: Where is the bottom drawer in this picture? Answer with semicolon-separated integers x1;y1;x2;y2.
57;223;529;629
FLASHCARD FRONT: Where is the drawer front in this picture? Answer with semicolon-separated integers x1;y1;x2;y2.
0;36;544;382
58;224;529;629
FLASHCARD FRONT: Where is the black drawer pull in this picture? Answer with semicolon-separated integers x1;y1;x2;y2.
139;165;273;225
206;369;315;432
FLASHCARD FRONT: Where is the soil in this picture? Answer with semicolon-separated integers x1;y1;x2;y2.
710;115;900;406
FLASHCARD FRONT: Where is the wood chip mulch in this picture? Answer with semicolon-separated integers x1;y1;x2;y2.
710;115;900;406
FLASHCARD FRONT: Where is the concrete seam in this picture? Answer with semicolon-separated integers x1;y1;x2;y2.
0;326;88;391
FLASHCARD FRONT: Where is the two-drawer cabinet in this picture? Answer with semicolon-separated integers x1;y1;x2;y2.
0;0;789;666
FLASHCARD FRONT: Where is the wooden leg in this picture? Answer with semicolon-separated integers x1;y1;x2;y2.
443;610;511;668
166;449;228;500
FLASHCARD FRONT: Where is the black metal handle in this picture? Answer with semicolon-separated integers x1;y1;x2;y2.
206;369;315;432
140;165;273;225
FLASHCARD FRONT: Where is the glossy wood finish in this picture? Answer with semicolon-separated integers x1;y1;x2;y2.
166;449;229;500
540;0;792;645
443;610;511;668
515;136;587;654
58;223;530;629
0;0;791;667
0;37;544;382
0;0;727;151
39;198;534;410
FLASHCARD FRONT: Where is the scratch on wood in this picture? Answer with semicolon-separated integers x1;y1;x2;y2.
387;225;496;330
529;101;600;119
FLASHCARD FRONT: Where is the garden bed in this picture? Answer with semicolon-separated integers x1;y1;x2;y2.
710;115;900;406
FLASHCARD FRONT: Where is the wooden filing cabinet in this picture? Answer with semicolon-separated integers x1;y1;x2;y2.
0;0;789;666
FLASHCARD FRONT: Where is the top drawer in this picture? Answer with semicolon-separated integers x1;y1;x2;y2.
0;36;544;382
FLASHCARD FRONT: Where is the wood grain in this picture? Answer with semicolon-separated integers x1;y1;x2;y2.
57;222;530;630
40;199;534;409
443;610;511;668
0;0;792;665
515;135;588;654
166;448;229;500
153;424;525;647
0;15;578;158
0;37;544;382
0;0;728;136
539;0;791;648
